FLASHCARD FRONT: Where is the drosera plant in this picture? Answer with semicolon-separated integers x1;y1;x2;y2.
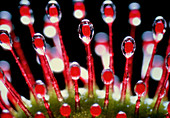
0;0;170;118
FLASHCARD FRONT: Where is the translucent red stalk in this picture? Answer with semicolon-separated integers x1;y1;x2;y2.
108;23;114;73
10;49;37;101
78;19;95;98
155;38;170;96
11;31;35;86
104;85;109;109
15;5;36;85
1;16;35;86
155;62;167;96
108;23;115;91
135;96;140;116
130;25;136;39
7;92;17;107
42;97;54;118
1;71;32;117
85;44;94;98
40;54;63;102
32;33;63;102
74;80;80;110
121;58;129;102
28;23;35;37
38;55;52;87
154;72;169;111
128;25;136;92
144;16;166;96
55;22;72;91
0;30;37;101
142;42;157;96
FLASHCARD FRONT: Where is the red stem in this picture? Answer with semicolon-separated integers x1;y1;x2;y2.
39;55;52;87
155;63;167;96
143;42;157;96
12;38;35;86
104;85;110;109
11;28;35;86
108;23;114;72
10;49;37;101
4;77;32;117
55;23;72;91
42;97;54;118
11;31;35;86
155;38;170;96
128;25;136;93
74;80;80;110
135;96;141;116
121;58;129;102
85;44;94;98
42;55;63;102
130;25;136;39
108;23;115;91
28;24;35;37
154;72;169;111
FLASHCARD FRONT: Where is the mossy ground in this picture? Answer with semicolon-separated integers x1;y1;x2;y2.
15;87;167;118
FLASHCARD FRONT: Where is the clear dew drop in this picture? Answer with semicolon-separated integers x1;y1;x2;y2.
34;80;46;99
45;0;62;23
100;0;116;24
32;33;46;55
134;80;146;97
78;19;94;45
101;68;114;85
0;30;12;50
152;16;167;42
70;61;81;80
121;36;136;58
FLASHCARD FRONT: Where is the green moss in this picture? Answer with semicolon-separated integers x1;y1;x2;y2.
15;87;168;118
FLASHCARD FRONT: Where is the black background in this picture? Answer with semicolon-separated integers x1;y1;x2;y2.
0;0;169;100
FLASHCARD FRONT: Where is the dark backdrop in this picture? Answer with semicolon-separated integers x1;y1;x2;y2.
0;0;169;100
